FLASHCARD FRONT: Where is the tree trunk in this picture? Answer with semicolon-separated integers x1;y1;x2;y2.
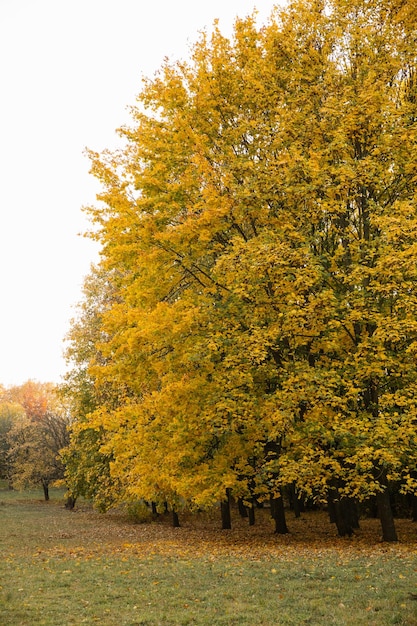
327;492;337;524
368;495;379;518
65;495;77;510
334;498;354;537
42;482;49;501
172;509;180;528
376;487;398;542
270;493;289;534
237;498;248;518
328;481;355;537
290;483;302;518
346;498;360;530
221;491;232;530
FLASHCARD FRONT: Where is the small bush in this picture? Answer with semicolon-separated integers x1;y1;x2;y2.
125;500;153;523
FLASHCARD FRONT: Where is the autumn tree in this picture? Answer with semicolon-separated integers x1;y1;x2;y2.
6;382;71;499
0;397;25;484
65;0;417;539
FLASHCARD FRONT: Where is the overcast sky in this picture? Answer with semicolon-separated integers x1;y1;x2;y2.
0;0;279;387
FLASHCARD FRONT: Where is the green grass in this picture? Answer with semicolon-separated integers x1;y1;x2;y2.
1;488;417;625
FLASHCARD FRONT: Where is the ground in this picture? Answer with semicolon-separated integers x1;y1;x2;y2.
1;489;417;625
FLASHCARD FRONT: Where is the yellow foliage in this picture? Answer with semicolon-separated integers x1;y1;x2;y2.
64;0;417;512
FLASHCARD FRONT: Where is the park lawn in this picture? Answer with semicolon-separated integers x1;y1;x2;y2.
1;488;417;625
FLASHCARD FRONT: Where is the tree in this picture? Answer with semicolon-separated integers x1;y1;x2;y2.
65;0;417;539
6;382;71;499
0;398;25;484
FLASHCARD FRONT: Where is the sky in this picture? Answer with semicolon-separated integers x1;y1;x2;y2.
0;0;279;388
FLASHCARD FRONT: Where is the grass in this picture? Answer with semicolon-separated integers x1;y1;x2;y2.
1;488;417;624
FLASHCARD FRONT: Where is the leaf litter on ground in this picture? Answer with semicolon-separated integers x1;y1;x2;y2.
4;496;416;564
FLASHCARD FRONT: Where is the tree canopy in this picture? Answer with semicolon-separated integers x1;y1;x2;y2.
64;0;417;539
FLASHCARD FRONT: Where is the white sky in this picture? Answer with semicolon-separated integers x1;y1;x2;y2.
0;0;279;388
